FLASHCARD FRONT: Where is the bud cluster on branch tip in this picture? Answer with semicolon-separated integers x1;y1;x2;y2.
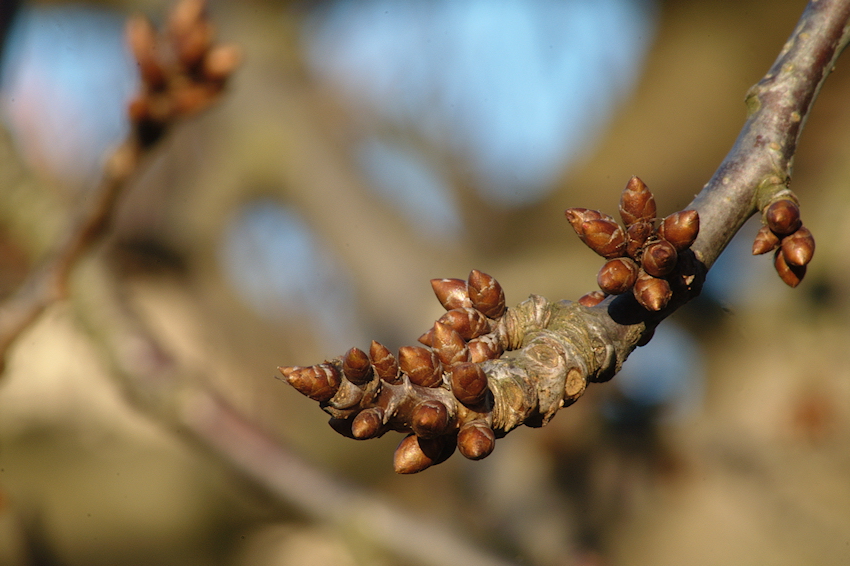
752;195;815;287
278;269;506;473
568;176;699;311
126;0;240;147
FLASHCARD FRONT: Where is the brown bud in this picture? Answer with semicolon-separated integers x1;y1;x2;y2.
765;199;801;236
431;322;469;366
752;225;780;255
581;219;627;258
126;16;165;88
619;176;656;227
278;363;340;402
467;334;503;363
626;221;653;258
641;239;678;278
393;434;455;474
467;269;506;318
577;291;607;307
457;422;496;460
658;210;700;251
203;43;241;82
417;328;434;346
564;207;607;233
774;249;806;287
352;408;384;439
411;401;451;438
597;257;639;295
398;346;443;387
781;226;815;266
369;341;400;383
437;308;490;341
450;362;489;406
633;272;672;311
430;278;472;310
342;347;373;385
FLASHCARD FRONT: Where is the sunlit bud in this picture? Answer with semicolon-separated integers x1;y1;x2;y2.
411;401;451;438
774;249;806;287
278;363;340;402
169;0;212;67
580;219;627;258
342;347;373;385
467;269;506;318
633;272;672;311
352;407;385;440
619;176;657;227
430;278;472;310
781;226;815;266
597;257;639;295
626;221;653;258
393;434;455;474
765;199;801;235
126;16;165;88
369;341;400;383
450;362;489;406
203;44;241;81
467;334;503;363
752;225;780;255
437;308;490;341
431;322;469;366
398;346;443;388
577;291;607;307
641;239;678;278
457;421;496;460
417;328;434;347
658;210;700;251
564;208;607;233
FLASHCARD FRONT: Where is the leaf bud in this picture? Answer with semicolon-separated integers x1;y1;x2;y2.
597;257;639;295
626;221;653;258
202;44;241;82
437;308;490;341
342;347;373;385
774;249;806;287
641;239;678;278
352;407;384;439
450;362;489;406
467;269;506;318
278;363;341;402
393;434;455;474
369;341;400;383
619;176;657;227
781;226;815;266
411;400;451;438
580;219;627;258
765;199;801;235
430;278;472;311
457;421;496;460
577;291;607;307
658;210;700;251
398;346;443;387
431;321;469;366
633;271;672;311
467;334;503;363
564;208;607;233
752;225;781;255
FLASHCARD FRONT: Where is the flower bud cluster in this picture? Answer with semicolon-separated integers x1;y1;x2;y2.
567;176;700;311
126;0;240;147
278;269;509;473
752;195;814;287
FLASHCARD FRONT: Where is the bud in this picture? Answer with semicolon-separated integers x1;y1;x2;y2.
278;363;340;402
393;434;455;474
411;400;451;438
633;272;672;311
752;225;780;255
467;334;503;363
765;199;801;235
352;407;384;439
437;308;490;341
450;362;489;406
597;257;639;295
202;43;241;82
457;421;496;460
369;341;400;383
781;226;815;266
641;239;678;278
658;210;700;251
431;322;469;366
342;347;373;385
417;328;434;347
577;291;607;307
580;219;627;258
126;16;165;88
619;176;656;227
626;221;653;258
398;346;443;387
564;208;607;233
467;269;507;318
774;249;806;287
430;278;472;311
